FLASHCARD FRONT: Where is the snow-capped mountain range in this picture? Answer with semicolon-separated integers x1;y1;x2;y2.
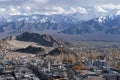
0;14;83;34
0;11;120;41
0;13;119;34
61;14;120;34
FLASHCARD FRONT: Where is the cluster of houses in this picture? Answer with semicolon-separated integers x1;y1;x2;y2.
0;43;120;80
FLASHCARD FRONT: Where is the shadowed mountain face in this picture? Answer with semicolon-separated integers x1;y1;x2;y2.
16;32;65;47
48;47;73;56
15;46;45;54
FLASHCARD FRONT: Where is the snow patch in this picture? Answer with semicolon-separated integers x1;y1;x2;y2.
95;7;108;13
115;11;120;15
40;17;48;23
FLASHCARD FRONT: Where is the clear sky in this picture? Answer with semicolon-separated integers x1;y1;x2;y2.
0;0;120;15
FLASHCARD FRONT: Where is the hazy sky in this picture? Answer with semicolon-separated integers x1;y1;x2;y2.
0;0;120;15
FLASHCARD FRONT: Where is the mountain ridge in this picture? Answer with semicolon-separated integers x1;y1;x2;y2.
16;32;66;47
